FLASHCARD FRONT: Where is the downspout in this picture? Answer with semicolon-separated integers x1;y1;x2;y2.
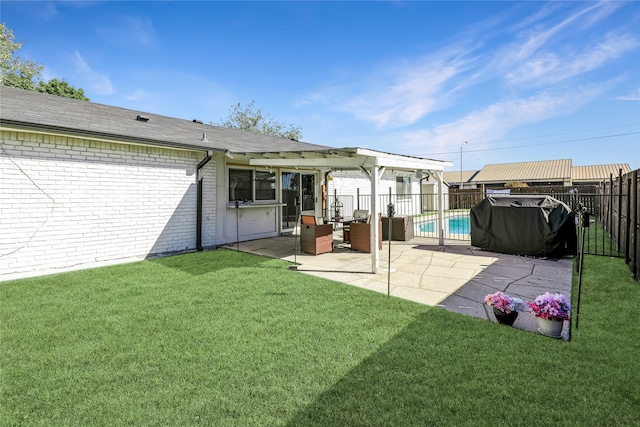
196;150;214;251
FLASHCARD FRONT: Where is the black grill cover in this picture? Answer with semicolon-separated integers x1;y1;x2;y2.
470;195;577;258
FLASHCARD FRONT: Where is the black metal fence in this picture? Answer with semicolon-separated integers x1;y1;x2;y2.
447;186;632;260
330;173;636;259
326;192;472;241
329;169;638;281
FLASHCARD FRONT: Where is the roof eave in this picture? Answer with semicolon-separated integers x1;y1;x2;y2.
0;119;221;153
248;147;452;172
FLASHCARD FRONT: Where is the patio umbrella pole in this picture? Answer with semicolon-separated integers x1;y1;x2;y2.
290;197;301;270
575;209;589;329
387;195;395;297
235;200;240;252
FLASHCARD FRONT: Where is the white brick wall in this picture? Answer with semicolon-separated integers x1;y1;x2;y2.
1;131;216;279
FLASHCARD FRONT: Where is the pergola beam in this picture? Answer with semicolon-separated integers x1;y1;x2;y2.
245;147;452;274
250;157;368;168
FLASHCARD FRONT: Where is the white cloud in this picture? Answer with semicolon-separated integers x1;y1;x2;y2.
505;32;639;87
302;0;637;158
322;46;479;129
401;85;605;156
124;89;150;101
71;51;114;95
96;16;156;48
306;2;633;132
616;88;640;101
107;68;235;122
579;0;622;29
34;1;58;21
40;67;57;83
490;1;636;88
340;62;456;128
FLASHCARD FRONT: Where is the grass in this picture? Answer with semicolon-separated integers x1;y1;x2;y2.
579;216;623;257
1;249;639;426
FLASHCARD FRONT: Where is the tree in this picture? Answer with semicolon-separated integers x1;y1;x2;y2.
0;23;43;90
1;23;89;100
214;100;303;141
37;78;89;101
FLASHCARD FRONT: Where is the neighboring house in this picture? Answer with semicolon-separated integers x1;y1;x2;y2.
443;170;480;189
0;87;450;279
444;160;631;188
472;159;573;188
572;164;631;185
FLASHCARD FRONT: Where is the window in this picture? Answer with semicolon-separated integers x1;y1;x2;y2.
229;168;276;202
255;170;276;201
229;169;252;201
396;176;411;199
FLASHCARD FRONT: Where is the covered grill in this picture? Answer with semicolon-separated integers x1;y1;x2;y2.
470;195;577;258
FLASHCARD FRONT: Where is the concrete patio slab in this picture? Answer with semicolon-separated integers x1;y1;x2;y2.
223;232;573;340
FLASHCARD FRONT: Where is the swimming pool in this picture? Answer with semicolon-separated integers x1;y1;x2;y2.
418;216;470;234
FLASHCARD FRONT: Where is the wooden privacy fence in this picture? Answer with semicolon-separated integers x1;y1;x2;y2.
600;169;639;280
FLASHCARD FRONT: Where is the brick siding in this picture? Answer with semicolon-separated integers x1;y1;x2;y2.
1;131;215;279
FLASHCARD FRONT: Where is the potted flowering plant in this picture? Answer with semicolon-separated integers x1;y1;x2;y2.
484;291;525;325
527;292;571;338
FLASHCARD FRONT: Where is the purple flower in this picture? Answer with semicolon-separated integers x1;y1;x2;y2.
484;291;525;314
526;292;572;321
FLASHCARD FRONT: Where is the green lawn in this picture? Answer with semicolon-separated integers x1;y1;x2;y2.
579;216;624;257
1;250;639;426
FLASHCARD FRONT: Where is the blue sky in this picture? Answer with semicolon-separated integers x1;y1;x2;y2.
3;0;639;171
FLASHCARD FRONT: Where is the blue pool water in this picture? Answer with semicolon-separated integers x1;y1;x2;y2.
419;216;470;234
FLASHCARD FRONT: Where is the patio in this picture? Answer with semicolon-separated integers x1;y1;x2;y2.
223;231;573;339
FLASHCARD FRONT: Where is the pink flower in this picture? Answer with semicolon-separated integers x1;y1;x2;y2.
484;291;525;314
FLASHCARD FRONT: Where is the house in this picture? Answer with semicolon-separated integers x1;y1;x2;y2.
472;159;573;188
445;160;631;188
443;170;480;189
571;164;632;185
0;87;451;279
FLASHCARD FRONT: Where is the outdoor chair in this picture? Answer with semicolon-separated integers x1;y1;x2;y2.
300;215;333;255
350;214;383;253
342;209;369;243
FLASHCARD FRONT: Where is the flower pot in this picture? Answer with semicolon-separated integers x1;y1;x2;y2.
537;318;563;338
493;307;518;326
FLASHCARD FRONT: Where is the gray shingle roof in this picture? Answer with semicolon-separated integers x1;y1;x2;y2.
0;86;332;153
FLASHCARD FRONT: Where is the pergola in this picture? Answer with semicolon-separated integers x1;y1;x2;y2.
248;147;453;274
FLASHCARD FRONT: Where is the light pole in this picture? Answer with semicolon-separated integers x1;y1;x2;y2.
460;141;468;190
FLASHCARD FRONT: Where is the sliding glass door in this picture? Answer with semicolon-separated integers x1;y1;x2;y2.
281;172;316;231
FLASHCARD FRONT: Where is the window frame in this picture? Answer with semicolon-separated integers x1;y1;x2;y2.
228;167;277;204
396;176;411;200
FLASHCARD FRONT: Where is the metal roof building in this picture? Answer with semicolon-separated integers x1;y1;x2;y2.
444;159;631;188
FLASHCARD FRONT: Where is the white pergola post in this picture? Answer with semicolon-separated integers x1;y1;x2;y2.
370;164;380;274
435;170;445;245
